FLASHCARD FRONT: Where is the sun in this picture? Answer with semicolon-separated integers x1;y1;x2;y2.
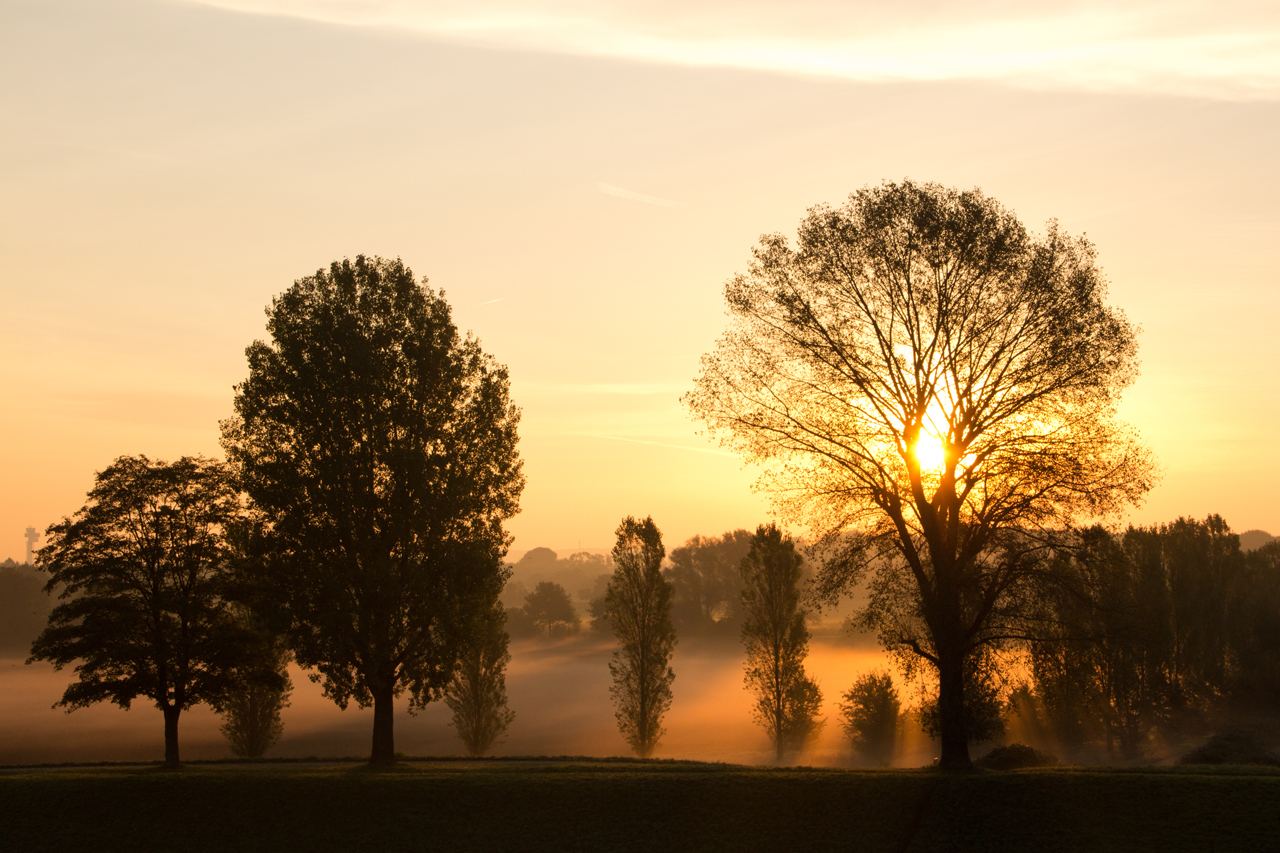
912;432;946;471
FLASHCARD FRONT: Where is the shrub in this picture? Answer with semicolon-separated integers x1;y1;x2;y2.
1178;727;1280;766
976;743;1060;770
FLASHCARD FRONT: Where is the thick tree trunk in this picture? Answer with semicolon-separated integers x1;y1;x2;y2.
936;650;972;770
163;705;181;768
370;684;396;766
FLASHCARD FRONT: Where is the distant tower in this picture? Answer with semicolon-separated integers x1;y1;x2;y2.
24;526;38;565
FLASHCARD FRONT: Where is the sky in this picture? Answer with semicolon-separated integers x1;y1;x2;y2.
2;0;1279;563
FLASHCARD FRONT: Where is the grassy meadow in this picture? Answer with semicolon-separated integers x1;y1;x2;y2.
3;759;1278;852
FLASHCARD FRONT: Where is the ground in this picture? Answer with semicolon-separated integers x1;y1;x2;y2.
3;759;1278;852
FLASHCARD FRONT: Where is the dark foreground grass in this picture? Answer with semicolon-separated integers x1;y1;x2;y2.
3;760;1278;852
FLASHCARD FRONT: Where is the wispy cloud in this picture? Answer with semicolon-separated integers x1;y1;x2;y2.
521;381;688;396
598;183;680;207
573;432;737;457
179;1;1280;99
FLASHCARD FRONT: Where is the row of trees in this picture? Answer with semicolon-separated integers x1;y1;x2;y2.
29;257;524;766
24;180;1269;773
1031;517;1280;759
600;517;829;762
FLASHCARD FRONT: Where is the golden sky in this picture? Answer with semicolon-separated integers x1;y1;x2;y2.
2;0;1278;560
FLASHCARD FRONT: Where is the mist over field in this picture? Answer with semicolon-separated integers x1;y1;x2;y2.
0;628;906;766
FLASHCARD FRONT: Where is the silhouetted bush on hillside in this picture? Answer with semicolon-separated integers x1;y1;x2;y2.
1178;727;1280;766
976;743;1060;770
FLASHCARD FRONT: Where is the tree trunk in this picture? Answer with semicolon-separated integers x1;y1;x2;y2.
163;704;181;768
370;684;396;766
936;650;972;770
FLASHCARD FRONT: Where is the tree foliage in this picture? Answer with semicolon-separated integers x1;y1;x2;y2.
686;180;1154;767
605;516;676;758
523;581;580;637
0;560;51;655
665;529;754;634
29;455;263;766
839;670;900;766
1030;515;1274;759
740;524;823;760
445;599;515;757
222;255;523;765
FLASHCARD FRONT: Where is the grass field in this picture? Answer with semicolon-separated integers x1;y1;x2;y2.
2;759;1278;852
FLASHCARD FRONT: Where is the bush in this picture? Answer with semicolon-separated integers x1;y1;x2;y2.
1178;727;1280;766
976;743;1060;770
839;671;900;767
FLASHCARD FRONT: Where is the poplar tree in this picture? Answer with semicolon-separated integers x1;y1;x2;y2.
445;599;516;757
740;523;823;761
605;516;676;758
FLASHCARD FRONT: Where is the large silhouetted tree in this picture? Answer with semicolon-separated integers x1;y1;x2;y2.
686;181;1155;768
29;455;264;767
445;599;515;757
222;255;524;766
606;516;676;758
740;524;823;761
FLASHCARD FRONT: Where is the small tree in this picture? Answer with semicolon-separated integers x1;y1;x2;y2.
29;455;262;767
220;640;293;759
523;581;579;637
445;600;515;757
740;523;823;761
840;671;901;766
605;516;676;758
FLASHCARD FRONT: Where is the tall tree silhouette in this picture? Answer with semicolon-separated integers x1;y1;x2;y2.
445;599;515;757
29;455;264;767
222;255;523;766
740;524;823;761
605;516;676;758
687;181;1155;768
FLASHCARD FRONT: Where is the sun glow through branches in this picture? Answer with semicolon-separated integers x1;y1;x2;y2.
911;432;946;472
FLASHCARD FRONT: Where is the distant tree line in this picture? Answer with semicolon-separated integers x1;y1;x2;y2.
0;559;52;655
1029;516;1280;760
831;516;1280;766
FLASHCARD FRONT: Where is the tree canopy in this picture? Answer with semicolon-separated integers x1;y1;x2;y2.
523;581;579;637
222;255;524;765
686;180;1155;768
665;529;754;634
29;455;263;766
